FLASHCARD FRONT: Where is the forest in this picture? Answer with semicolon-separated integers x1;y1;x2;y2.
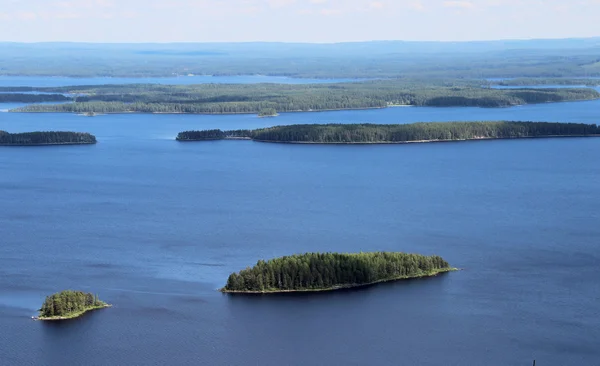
0;131;97;145
39;290;107;319
490;78;600;87
223;252;453;293
9;80;600;114
0;93;70;103
177;121;600;144
176;129;226;141
258;107;278;117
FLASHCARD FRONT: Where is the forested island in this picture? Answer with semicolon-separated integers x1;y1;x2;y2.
0;131;97;146
258;108;278;117
177;121;600;144
222;252;455;293
36;290;110;320
7;80;599;114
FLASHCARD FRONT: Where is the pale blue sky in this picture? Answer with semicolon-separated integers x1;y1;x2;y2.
2;0;600;43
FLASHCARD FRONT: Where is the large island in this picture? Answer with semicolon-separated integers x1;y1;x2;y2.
36;290;110;321
0;131;96;146
7;80;599;114
222;252;456;294
177;121;600;144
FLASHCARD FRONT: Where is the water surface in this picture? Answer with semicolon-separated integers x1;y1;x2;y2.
1;106;599;366
0;75;364;88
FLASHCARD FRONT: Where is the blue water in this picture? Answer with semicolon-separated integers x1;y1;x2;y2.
0;75;363;88
1;93;600;365
2;115;600;366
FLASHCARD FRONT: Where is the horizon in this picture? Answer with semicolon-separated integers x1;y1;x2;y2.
2;35;600;45
2;0;600;43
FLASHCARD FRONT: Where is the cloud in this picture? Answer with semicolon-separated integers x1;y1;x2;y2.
1;0;600;42
443;1;474;9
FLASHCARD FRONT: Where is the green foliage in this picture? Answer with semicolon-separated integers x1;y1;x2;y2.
176;129;253;141
40;290;106;318
0;131;96;145
176;130;225;141
177;121;600;143
9;81;599;114
224;252;451;292
491;78;600;87
0;93;71;103
258;108;278;117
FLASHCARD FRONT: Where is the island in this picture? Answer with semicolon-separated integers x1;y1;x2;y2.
7;80;600;115
258;108;279;117
0;131;97;146
222;252;455;293
177;121;600;144
36;290;111;320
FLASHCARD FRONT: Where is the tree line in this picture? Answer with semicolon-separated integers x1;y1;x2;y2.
0;93;70;103
9;80;599;114
223;252;451;292
0;131;97;145
40;290;106;318
490;78;600;87
176;121;600;143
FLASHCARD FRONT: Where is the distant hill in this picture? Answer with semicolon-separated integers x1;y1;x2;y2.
1;38;600;78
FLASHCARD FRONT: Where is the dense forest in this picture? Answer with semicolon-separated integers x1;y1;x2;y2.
0;131;97;145
490;78;600;87
177;121;600;144
258;107;278;117
9;80;599;114
176;129;226;141
39;290;107;319
0;93;70;103
223;252;452;292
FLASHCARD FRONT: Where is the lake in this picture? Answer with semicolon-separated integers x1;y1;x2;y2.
0;75;364;88
1;98;600;365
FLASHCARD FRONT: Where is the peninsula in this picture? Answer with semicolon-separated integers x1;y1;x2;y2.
0;131;97;146
177;121;600;144
36;290;111;321
221;252;456;294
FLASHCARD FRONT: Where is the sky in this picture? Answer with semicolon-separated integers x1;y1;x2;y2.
1;0;600;43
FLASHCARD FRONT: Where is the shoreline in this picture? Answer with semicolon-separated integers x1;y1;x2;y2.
35;304;112;321
9;106;388;115
221;268;459;294
182;134;600;145
7;95;600;115
0;142;96;146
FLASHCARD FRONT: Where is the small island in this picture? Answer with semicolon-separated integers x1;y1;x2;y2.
258;108;279;117
0;131;97;146
36;290;111;321
221;252;456;294
177;121;600;144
